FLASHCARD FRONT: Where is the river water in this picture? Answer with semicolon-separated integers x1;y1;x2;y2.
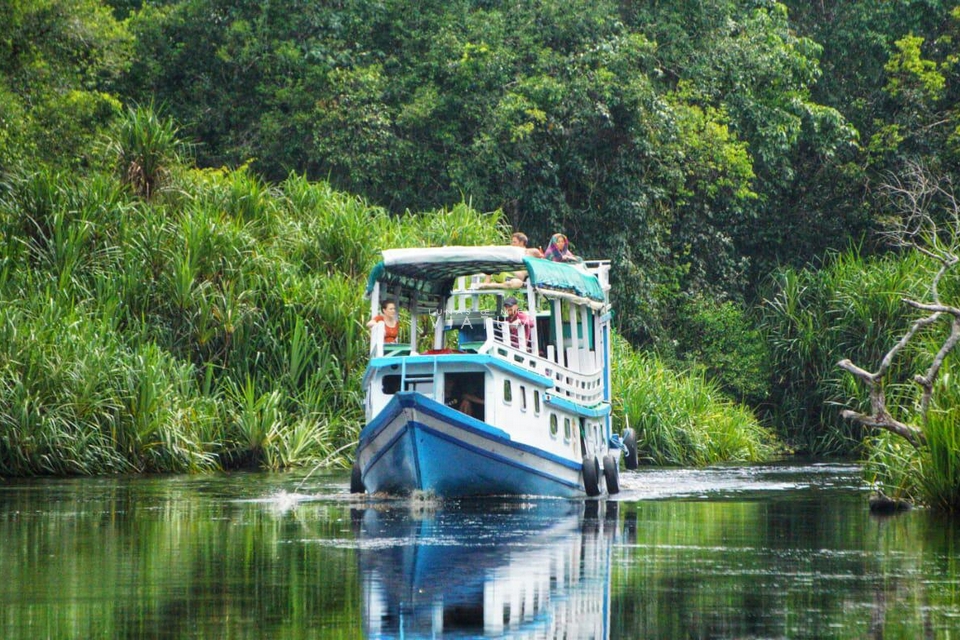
2;462;959;639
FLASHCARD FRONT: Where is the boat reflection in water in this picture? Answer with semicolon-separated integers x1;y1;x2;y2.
354;499;617;639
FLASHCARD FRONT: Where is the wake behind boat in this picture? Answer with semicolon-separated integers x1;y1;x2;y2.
352;245;638;498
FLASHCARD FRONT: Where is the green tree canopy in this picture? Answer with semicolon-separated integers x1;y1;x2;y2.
0;0;132;172
116;0;859;347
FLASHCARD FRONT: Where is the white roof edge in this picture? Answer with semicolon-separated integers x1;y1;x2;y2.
536;289;608;311
382;245;527;267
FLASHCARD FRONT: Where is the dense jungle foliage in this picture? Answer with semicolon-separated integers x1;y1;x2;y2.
3;0;960;505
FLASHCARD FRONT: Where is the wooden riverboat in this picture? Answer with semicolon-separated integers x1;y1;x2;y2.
351;245;637;498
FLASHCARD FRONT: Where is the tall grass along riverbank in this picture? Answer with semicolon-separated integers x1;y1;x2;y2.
0;112;779;476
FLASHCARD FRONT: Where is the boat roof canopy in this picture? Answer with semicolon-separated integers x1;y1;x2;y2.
366;245;607;308
524;256;606;308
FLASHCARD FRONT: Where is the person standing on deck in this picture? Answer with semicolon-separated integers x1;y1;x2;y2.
366;299;399;343
503;295;534;350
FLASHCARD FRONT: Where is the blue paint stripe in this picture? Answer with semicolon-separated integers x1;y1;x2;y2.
361;416;412;475
402;392;585;469
413;420;582;490
359;392;584;482
365;354;555;387
359;393;407;445
359;392;512;448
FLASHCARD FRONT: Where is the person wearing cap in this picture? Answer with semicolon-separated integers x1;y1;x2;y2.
503;295;534;350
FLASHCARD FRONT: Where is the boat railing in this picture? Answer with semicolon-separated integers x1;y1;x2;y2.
369;321;386;358
368;322;412;359
484;317;605;406
582;259;611;292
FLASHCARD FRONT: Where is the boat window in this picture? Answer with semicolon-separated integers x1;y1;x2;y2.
520;385;527;411
533;390;541;415
564;417;572;442
503;380;512;404
382;375;400;395
405;380;434;394
549;414;558;438
404;374;434;395
444;372;486;421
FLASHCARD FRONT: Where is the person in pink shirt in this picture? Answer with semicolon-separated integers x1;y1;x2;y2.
503;295;534;350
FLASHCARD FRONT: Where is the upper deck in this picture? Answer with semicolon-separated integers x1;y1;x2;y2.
365;246;612;406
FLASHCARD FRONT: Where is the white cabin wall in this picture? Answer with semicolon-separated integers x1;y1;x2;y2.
483;368;582;461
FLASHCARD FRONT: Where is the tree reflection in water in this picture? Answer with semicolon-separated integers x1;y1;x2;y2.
3;466;960;638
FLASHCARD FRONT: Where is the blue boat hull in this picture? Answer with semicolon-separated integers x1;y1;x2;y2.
356;392;586;498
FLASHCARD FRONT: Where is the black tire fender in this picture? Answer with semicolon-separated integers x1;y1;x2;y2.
623;427;639;470
582;454;602;497
603;454;620;494
350;461;365;494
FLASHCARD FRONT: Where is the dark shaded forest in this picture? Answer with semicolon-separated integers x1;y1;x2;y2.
110;0;958;376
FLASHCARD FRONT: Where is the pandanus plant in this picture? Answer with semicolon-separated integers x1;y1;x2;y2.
107;103;188;199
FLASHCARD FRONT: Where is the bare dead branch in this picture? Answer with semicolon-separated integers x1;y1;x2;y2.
837;359;927;448
915;316;960;415
875;309;941;376
839;410;926;448
838;160;960;450
903;300;958;316
836;358;877;383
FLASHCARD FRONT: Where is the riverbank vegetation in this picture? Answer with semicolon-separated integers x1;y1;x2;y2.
0;142;773;474
614;338;778;466
0;148;507;474
3;1;960;507
762;233;960;509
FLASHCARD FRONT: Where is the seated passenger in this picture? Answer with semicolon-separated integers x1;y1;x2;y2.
366;299;399;343
477;271;525;289
511;232;544;258
543;233;582;263
477;232;537;289
444;377;484;418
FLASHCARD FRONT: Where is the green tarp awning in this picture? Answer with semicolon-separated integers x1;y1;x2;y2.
522;257;606;307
